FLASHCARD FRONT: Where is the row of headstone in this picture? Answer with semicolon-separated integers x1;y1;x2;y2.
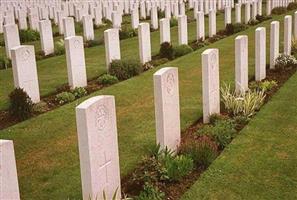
1;12;296;199
1;0;275;35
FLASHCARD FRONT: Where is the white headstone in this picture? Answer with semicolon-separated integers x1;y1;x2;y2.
39;20;54;55
196;12;205;41
65;36;87;88
151;6;158;30
138;22;151;64
224;6;231;27
104;28;121;69
160;18;170;43
0;140;20;200
270;21;279;69
255;27;266;81
284;15;292;56
154;67;181;152
245;3;251;24
11;45;40;103
18;9;27;30
235;4;241;23
76;96;121;200
202;48;220;123
178;15;188;45
4;24;20;59
82;15;95;41
235;35;248;93
209;10;216;37
63;17;76;38
131;9;139;29
94;7;103;26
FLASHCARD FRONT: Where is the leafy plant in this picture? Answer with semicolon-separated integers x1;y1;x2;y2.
271;7;287;15
287;2;297;10
248;19;260;26
71;87;87;98
221;84;266;118
54;39;65;55
249;80;278;92
208;34;224;43
9;88;34;120
55;92;75;105
256;15;271;22
291;37;297;55
119;26;138;40
109;59;142;80
163;154;194;181
159;42;174;60
102;187;119;200
19;29;40;43
0;57;11;69
180;136;218;167
84;39;103;47
173;44;193;58
198;119;237;148
225;23;234;35
98;74;119;86
136;183;165;200
232;23;248;33
275;54;297;71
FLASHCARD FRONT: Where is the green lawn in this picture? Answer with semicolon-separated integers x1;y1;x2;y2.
0;10;232;110
181;64;297;200
0;8;294;199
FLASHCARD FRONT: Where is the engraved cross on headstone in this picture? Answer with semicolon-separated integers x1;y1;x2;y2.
99;152;111;185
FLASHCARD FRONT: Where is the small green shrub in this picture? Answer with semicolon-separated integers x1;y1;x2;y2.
0;57;11;69
163;154;193;181
208;34;224;43
0;38;5;46
84;39;103;47
234;115;250;130
119;26;137;40
275;54;297;71
56;92;75;105
33;101;48;113
232;23;248;33
54;39;65;55
221;84;266;118
170;18;178;27
225;23;234;35
9;88;34;120
199;119;237;148
19;29;40;43
98;74;119;86
71;87;87;98
287;2;297;10
271;7;287;15
136;183;165;200
159;42;174;60
180;136;218;167
256;15;271;22
109;59;142;80
249;80;278;92
157;10;165;18
102;18;113;26
173;45;193;58
148;58;169;69
248;19;259;25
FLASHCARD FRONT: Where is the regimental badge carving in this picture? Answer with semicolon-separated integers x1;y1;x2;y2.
166;73;175;95
95;105;109;131
74;39;80;49
22;49;31;61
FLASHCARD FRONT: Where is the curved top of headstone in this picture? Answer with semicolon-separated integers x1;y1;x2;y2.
76;95;114;110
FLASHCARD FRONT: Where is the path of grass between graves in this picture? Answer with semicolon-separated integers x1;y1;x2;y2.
0;9;241;110
0;11;293;199
181;65;297;200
